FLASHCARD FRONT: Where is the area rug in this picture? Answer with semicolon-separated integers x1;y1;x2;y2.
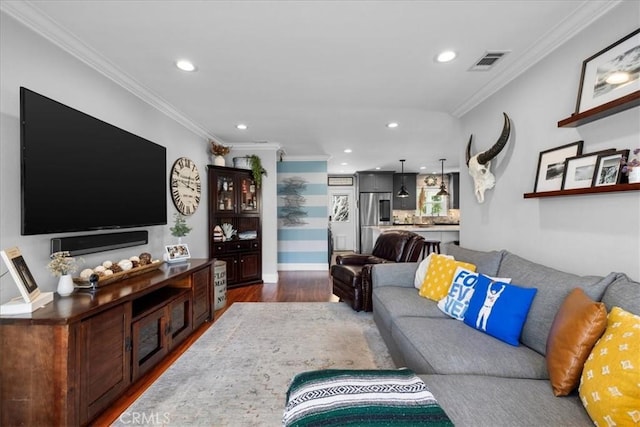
113;302;395;426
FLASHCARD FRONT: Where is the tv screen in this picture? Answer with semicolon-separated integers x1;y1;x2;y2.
20;87;167;235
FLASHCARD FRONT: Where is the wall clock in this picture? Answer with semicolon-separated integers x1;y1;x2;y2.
424;175;438;187
170;157;201;215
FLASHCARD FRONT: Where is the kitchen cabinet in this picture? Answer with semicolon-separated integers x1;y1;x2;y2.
393;173;417;210
357;172;394;192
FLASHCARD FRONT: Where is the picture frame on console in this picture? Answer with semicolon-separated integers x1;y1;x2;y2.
534;141;583;192
561;149;615;190
574;28;640;114
592;150;630;187
0;246;40;303
165;244;191;263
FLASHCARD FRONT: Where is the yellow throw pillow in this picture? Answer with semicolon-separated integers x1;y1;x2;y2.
419;254;476;301
579;307;640;426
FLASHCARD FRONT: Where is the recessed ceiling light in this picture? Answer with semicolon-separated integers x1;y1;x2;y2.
436;50;457;63
375;167;381;170
344;148;352;153
386;122;399;128
341;162;348;166
176;59;196;71
420;166;426;170
236;123;248;130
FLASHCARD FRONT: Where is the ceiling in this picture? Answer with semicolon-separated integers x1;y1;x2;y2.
3;1;619;174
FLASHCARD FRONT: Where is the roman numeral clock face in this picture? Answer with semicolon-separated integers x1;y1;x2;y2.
170;157;201;215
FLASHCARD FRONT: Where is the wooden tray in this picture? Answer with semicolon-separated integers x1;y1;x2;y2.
73;260;164;288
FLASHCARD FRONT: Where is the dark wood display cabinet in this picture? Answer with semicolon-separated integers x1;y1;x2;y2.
208;165;263;288
0;259;214;426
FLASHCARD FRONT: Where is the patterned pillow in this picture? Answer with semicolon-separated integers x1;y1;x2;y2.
463;275;537;346
579;307;640;426
414;253;453;289
419;254;476;301
546;288;607;396
437;267;511;321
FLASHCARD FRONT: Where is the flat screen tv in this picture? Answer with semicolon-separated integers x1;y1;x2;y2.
20;87;167;235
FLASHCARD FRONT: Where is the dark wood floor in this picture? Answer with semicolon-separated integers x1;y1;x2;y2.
92;270;337;426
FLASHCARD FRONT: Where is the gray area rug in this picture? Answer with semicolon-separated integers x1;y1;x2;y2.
113;302;395;426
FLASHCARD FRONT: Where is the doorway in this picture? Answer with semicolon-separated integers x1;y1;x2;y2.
328;186;356;251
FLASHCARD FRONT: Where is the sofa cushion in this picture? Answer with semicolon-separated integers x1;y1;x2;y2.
579;307;640;426
496;252;615;355
391;316;548;378
437;267;512;321
414;253;453;289
442;243;505;276
373;286;447;332
463;277;537;346
419;255;476;301
546;288;607;396
422;374;593;426
601;273;640;315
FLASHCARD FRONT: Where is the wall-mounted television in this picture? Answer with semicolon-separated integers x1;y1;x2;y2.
20;87;167;235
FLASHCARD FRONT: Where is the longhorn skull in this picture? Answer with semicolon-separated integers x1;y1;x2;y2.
466;113;511;203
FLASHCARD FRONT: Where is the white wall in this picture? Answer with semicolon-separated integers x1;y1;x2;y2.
0;13;209;302
459;1;640;281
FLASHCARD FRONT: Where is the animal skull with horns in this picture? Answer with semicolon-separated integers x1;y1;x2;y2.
466;113;511;203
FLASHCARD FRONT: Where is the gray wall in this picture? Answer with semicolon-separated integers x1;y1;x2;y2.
459;1;639;280
0;13;208;302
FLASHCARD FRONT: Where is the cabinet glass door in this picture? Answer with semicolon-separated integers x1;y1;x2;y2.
216;174;236;212
239;176;258;212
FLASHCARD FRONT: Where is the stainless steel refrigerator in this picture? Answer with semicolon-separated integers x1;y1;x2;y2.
359;192;392;254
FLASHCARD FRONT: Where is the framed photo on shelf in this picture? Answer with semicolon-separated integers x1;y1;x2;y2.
575;28;640;114
592;150;630;187
561;149;616;190
0;247;41;302
165;244;191;263
533;141;584;193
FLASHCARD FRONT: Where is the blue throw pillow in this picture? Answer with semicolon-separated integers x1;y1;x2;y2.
463;275;537;346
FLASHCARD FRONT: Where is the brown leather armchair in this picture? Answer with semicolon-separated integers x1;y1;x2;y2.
330;230;424;312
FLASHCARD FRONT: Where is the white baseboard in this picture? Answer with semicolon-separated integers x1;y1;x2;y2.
277;263;329;271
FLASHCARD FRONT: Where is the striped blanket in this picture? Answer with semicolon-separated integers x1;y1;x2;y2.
283;368;454;426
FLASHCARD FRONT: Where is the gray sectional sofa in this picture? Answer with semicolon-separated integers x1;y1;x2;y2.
370;243;640;426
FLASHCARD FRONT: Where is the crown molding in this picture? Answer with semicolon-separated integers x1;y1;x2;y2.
1;0;221;142
452;0;622;118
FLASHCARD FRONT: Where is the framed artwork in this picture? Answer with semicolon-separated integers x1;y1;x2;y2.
165;244;191;263
592;150;630;187
575;28;640;114
561;149;615;190
0;247;41;302
328;176;354;186
533;141;584;192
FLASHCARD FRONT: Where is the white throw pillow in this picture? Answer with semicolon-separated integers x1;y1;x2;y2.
437;266;512;320
414;253;453;289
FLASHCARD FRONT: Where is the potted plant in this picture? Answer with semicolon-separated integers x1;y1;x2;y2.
48;251;80;296
210;141;230;166
170;212;192;243
247;154;267;188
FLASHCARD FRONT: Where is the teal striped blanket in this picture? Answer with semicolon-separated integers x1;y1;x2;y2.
283;368;454;426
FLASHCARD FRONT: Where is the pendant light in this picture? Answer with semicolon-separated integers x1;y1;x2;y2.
397;159;409;198
436;158;449;196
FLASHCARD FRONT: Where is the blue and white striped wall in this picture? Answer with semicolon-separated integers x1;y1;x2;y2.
277;160;328;270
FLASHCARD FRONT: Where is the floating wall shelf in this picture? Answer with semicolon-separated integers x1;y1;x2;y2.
524;183;640;199
557;91;640;128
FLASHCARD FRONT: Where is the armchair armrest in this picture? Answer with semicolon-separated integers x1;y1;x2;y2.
335;254;391;266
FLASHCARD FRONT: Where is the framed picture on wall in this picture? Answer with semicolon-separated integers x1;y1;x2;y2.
575;28;640;114
533;141;584;192
592;150;630;187
561;149;616;190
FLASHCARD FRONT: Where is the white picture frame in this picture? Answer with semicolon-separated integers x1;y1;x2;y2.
1;247;41;302
592;150;630;187
165;244;191;263
561;149;616;190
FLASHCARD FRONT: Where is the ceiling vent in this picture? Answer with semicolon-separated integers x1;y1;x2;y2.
469;51;510;71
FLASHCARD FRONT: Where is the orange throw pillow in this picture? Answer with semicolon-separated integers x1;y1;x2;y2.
545;288;607;396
